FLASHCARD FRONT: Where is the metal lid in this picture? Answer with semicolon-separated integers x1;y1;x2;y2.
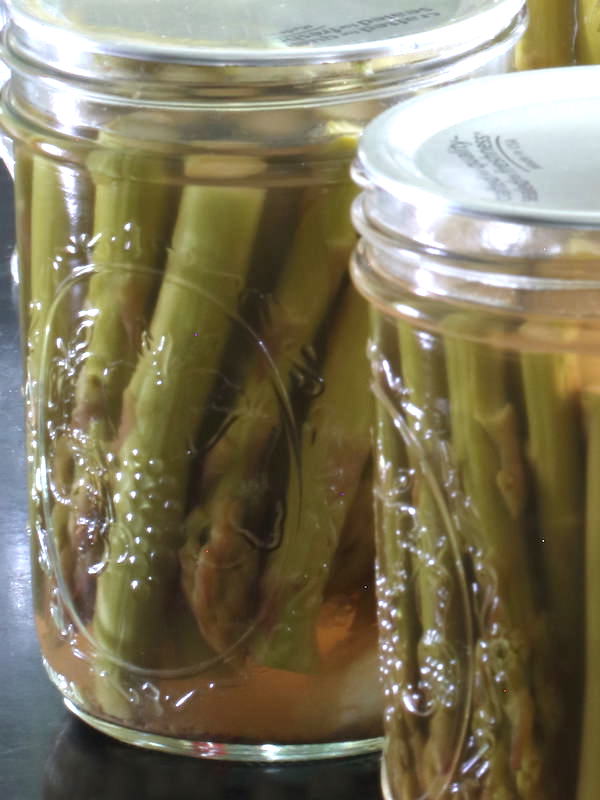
7;0;524;67
353;65;600;257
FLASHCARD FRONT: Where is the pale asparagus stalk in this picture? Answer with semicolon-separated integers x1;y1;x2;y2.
576;0;600;63
93;172;266;721
577;356;600;800
519;322;584;780
180;155;359;658
250;286;372;671
515;0;575;69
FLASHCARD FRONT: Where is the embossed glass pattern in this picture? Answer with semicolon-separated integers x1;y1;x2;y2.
351;66;600;797
0;0;524;760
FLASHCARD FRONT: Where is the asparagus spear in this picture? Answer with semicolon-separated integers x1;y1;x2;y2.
443;314;545;797
323;458;375;601
28;154;94;404
578;380;600;800
74;139;180;433
181;168;359;659
576;0;600;63
56;138;179;618
370;319;426;798
519;322;584;777
93;173;266;721
397;322;472;795
250;286;372;672
25;154;94;606
515;0;575;69
185;184;304;480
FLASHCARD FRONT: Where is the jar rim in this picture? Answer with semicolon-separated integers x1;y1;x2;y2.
3;0;525;104
7;0;525;67
353;66;600;259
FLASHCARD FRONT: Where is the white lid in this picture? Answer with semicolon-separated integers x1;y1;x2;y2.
7;0;524;65
356;66;600;235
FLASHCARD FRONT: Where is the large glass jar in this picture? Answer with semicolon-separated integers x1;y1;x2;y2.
0;0;525;760
351;65;600;797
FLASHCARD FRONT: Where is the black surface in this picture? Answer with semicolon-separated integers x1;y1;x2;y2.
0;163;384;800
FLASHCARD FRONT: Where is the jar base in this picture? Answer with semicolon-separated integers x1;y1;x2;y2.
63;699;383;762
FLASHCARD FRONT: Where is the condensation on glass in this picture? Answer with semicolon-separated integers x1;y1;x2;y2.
0;0;525;760
351;65;600;797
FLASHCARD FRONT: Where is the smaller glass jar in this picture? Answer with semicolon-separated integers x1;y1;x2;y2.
351;65;600;798
1;0;525;761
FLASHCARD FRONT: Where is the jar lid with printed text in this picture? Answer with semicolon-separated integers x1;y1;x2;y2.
3;0;526;102
352;65;600;261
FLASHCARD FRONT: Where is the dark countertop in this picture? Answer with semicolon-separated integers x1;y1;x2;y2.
0;162;384;800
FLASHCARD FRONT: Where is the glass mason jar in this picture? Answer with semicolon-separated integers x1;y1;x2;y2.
351;65;600;797
0;0;525;760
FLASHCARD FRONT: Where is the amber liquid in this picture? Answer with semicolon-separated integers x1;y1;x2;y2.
37;583;381;743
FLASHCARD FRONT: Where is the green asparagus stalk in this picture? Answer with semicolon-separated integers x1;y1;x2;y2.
69;112;198;437
28;154;67;484
578;380;600;800
26;154;94;607
444;315;531;616
443;313;545;797
28;154;93;402
181;163;359;659
515;0;575;69
397;322;471;794
74;139;180;433
323;458;375;601
55;138;179;618
250;286;372;671
187;184;304;467
520;325;583;631
371;317;425;798
92;172;266;721
377;439;425;800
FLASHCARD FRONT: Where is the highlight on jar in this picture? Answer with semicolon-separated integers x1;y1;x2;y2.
350;65;600;798
0;0;527;760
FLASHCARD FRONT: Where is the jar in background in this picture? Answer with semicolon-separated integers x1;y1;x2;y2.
1;0;525;760
351;65;600;797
